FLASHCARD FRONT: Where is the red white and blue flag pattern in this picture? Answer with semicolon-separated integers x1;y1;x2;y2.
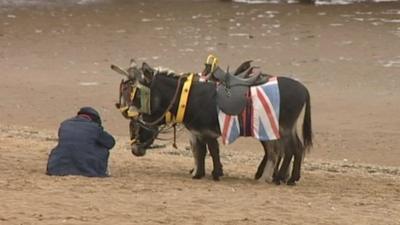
218;77;280;145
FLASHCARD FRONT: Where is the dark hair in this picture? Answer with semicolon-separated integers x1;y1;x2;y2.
77;106;102;126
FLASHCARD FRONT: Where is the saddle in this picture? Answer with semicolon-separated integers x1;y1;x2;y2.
233;60;253;77
213;63;271;115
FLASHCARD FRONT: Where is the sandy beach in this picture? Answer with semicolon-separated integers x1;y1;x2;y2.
0;1;400;224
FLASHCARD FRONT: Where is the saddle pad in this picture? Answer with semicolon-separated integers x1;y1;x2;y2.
218;77;280;144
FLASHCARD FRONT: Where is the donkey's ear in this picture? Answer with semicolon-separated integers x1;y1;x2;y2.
110;64;129;77
130;58;138;68
142;62;154;82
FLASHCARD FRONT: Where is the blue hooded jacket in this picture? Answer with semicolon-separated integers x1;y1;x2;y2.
46;110;115;177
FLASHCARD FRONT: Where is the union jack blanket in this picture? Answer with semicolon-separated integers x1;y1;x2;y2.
218;77;280;145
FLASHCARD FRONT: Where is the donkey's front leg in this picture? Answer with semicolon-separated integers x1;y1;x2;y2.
206;138;224;181
255;154;267;180
190;135;207;179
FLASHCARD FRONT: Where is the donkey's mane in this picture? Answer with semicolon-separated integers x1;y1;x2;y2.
154;67;183;79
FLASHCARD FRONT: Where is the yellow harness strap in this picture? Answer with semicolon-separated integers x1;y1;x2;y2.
175;73;194;123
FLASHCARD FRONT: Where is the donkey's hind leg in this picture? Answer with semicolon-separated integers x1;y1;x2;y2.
257;141;279;183
287;133;304;185
190;135;207;179
275;153;292;184
206;138;224;181
255;153;282;184
275;134;293;184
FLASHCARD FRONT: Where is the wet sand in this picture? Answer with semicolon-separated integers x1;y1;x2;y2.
0;1;400;224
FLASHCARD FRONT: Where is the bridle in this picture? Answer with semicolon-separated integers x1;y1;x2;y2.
117;78;139;118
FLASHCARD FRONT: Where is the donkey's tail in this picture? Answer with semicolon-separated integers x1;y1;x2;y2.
302;90;313;151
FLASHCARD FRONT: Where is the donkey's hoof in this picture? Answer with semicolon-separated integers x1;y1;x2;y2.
273;174;287;184
287;175;300;185
212;172;223;181
192;174;205;179
192;170;205;179
273;177;281;185
263;177;274;183
212;169;224;180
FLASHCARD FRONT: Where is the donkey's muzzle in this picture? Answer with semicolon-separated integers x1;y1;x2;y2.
131;144;146;157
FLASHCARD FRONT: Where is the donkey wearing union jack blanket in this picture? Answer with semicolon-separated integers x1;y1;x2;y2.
112;60;312;185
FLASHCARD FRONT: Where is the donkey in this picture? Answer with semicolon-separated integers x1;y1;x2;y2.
113;61;312;185
201;59;312;184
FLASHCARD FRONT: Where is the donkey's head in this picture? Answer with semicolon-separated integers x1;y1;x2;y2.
111;59;142;119
124;61;176;156
128;117;158;157
127;62;184;156
128;62;160;156
111;59;158;156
